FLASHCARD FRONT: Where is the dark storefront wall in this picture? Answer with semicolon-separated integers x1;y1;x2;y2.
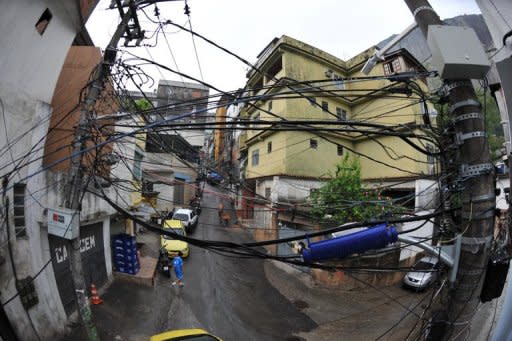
49;222;107;316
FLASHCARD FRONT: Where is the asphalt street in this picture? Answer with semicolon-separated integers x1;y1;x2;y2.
64;183;499;340
65;183;316;340
161;184;317;340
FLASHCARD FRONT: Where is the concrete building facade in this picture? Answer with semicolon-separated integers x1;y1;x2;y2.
0;2;110;340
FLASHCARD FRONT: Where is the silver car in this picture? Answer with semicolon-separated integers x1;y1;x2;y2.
403;256;440;291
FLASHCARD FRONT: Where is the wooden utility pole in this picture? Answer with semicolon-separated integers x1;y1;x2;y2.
404;0;495;339
64;4;137;340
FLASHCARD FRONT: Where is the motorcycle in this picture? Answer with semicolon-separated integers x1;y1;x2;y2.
158;247;171;278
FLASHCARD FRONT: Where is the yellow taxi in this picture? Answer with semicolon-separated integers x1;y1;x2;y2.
150;328;222;341
160;219;189;258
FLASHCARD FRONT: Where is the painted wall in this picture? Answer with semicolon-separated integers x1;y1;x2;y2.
0;1;83;103
0;1;100;339
110;115;143;208
356;134;428;180
43;46;117;172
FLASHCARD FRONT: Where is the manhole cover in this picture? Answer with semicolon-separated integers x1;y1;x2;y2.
293;299;309;310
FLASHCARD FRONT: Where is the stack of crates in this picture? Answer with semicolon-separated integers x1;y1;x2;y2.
112;234;140;275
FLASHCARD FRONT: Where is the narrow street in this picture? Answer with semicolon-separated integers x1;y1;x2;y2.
160;184;317;340
67;184;317;340
64;183;445;340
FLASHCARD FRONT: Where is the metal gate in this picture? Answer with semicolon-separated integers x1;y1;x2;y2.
49;222;107;315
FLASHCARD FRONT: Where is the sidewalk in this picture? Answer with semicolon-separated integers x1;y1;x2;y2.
264;260;428;340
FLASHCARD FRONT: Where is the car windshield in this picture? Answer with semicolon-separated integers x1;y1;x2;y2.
414;261;436;271
173;213;189;221
162;228;185;240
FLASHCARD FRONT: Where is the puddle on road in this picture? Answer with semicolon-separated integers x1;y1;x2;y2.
293;299;309;310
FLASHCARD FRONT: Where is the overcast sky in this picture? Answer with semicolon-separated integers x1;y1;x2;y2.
86;0;481;93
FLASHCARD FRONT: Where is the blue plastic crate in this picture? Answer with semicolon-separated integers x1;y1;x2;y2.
126;266;140;275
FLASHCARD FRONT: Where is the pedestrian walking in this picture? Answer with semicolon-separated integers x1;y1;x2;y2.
221;211;230;227
218;202;224;223
171;252;184;287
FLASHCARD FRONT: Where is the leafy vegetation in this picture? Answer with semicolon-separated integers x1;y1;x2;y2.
310;154;403;223
134;99;152;111
479;90;505;160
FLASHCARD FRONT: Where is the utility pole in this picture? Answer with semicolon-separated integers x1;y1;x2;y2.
404;0;495;339
64;2;141;340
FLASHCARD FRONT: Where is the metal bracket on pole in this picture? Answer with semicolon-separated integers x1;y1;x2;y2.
398;234;461;285
460;163;494;177
455;131;486;145
453;112;483;123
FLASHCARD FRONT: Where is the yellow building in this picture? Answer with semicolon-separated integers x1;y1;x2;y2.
239;35;436;224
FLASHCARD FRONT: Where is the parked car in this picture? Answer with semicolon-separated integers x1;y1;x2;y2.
151;329;222;341
403;256;440;291
206;171;223;185
161;219;189;258
172;208;198;233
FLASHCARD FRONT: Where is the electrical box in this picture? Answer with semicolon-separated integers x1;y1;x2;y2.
427;25;490;79
47;207;79;240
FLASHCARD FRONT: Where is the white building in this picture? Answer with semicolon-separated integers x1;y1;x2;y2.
0;2;121;340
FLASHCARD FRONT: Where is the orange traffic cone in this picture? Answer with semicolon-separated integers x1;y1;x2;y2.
90;284;103;305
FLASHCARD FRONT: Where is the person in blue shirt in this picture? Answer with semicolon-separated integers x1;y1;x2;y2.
172;252;184;287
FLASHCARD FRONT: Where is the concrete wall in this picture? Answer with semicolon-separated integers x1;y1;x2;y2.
0;2;105;338
110;116;144;208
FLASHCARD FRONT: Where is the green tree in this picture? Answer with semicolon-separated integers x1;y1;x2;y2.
310;154;400;223
135;99;152;111
479;89;505;160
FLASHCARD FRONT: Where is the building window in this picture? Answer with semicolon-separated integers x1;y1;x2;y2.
310;139;318;149
133;150;143;180
267;141;272;153
336;107;347;121
268;101;272;111
383;62;393;75
337;145;344;156
35;8;52;35
266;57;282;80
392;58;402;73
13;183;27;238
265;187;271;199
252;149;260;166
321;101;328;112
383;58;403;76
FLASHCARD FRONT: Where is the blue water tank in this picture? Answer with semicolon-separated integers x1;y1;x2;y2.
302;223;398;263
